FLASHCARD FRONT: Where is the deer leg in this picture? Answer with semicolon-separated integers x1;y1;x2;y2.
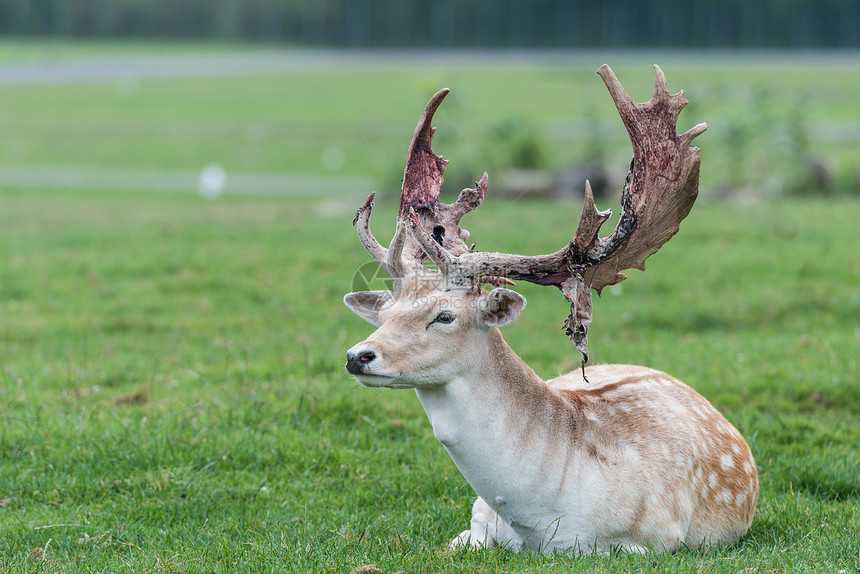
449;497;522;551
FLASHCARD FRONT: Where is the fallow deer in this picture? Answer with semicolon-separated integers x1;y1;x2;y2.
343;65;757;554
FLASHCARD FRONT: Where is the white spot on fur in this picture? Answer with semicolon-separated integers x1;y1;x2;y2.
720;454;734;470
732;443;741;455
720;489;732;504
709;472;718;489
743;462;752;475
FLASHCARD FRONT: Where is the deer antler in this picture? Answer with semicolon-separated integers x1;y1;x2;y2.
582;65;707;290
407;65;705;363
355;65;706;364
353;88;491;281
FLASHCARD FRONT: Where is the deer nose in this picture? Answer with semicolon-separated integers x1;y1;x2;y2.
346;349;376;374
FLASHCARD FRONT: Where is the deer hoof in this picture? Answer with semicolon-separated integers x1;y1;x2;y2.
449;530;483;550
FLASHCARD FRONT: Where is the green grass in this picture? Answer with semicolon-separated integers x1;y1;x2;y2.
1;189;858;573
0;43;859;572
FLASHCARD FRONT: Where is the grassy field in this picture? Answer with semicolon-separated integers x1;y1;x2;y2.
1;44;859;572
1;190;858;573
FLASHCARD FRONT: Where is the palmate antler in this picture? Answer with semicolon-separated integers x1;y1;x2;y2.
354;65;706;365
353;88;497;281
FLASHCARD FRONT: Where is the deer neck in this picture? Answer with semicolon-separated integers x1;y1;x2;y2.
414;328;566;484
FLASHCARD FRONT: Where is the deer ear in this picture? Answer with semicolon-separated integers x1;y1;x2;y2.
477;288;526;328
344;291;394;326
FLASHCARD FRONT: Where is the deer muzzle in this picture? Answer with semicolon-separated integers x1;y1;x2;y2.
345;348;377;375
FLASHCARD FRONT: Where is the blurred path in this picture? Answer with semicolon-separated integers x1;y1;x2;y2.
0;165;371;199
0;51;344;85
3;49;860;86
0;50;583;85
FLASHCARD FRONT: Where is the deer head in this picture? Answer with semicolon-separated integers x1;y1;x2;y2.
346;65;706;382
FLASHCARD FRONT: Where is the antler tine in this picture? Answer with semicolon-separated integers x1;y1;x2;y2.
353;192;420;279
386;218;413;278
450;172;488;217
682;121;709;147
399;88;450;218
354;192;389;269
573;181;612;252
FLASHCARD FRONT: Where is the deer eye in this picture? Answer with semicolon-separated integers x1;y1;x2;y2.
433;312;455;325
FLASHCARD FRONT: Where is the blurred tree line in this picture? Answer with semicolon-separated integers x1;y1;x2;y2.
0;0;858;48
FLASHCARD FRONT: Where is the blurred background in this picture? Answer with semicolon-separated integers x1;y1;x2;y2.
1;0;858;48
0;0;858;203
